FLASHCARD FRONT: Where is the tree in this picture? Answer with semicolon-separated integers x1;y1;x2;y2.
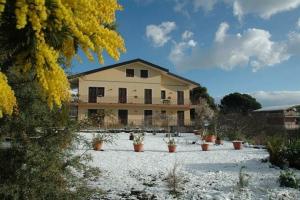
194;98;215;134
0;0;125;118
0;1;125;199
190;86;216;110
219;92;261;114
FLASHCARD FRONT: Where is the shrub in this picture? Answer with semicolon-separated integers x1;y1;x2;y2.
165;161;185;197
237;166;250;189
164;137;176;146
285;139;300;169
267;136;288;168
92;133;116;146
133;134;144;145
278;170;300;189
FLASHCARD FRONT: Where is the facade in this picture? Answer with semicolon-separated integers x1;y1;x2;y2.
69;59;199;128
253;105;300;130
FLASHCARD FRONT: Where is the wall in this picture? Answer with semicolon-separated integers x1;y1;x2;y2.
76;61;196;126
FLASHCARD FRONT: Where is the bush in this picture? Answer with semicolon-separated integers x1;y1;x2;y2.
267;136;288;168
237;166;250;189
278;170;300;189
285;139;300;169
165;161;186;197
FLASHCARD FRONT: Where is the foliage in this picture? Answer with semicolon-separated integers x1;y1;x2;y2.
164;137;176;146
0;0;126;198
220;92;261;114
79;110;116;130
267;136;288;168
278;170;300;189
0;76;102;199
237;166;250;189
92;133;116;146
133;134;144;145
285;139;300;169
215;113;257;141
267;136;300;169
190;86;216;110
193;98;215;133
0;0;125;118
0;72;16;118
165;161;185;197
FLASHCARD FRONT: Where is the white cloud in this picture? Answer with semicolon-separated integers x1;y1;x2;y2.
174;0;190;18
170;22;290;71
251;91;300;107
297;17;300;29
215;22;229;42
182;31;194;40
193;0;219;12
146;21;176;47
188;39;197;47
287;31;300;55
169;39;197;63
169;31;197;64
233;0;300;20
174;0;300;21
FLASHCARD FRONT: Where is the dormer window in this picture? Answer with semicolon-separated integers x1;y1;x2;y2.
126;69;134;77
141;70;148;78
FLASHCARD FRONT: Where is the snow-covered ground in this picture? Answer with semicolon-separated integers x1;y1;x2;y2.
77;133;300;200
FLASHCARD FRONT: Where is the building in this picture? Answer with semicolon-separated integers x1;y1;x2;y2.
253;105;300;130
69;59;199;128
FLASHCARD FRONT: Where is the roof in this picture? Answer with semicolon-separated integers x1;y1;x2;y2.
254;104;300;112
68;58;200;86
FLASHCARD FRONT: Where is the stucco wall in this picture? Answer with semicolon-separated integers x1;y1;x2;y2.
76;61;195;126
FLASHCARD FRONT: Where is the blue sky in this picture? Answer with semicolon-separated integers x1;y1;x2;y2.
72;0;300;107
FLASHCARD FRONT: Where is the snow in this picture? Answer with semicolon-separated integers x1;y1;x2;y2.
76;133;300;199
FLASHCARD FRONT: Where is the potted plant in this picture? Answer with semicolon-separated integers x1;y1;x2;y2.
215;135;223;145
201;142;209;151
205;133;216;143
133;134;144;152
232;140;243;150
92;133;115;151
232;132;244;150
164;137;177;153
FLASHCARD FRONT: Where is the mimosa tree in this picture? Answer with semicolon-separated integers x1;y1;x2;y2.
0;1;125;199
0;0;125;117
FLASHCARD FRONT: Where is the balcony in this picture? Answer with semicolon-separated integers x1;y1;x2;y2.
71;95;191;109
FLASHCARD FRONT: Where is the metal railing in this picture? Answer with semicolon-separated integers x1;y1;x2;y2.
71;95;191;106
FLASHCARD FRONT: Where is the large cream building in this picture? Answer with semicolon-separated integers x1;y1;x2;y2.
69;59;199;128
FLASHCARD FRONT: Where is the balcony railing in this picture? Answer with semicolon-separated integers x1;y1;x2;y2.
71;95;191;107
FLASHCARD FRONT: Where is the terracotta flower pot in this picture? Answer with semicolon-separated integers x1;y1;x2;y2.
215;139;223;145
133;144;144;152
232;141;243;150
201;143;209;151
168;145;176;153
93;141;103;151
205;135;216;143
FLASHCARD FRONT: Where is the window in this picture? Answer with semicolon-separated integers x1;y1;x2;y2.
88;87;105;103
161;90;166;99
119;88;127;103
144;110;153;126
161;110;166;119
88;109;97;118
140;70;148;78
69;106;78;119
177;91;184;105
88;109;105;125
144;89;152;104
126;69;134;77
